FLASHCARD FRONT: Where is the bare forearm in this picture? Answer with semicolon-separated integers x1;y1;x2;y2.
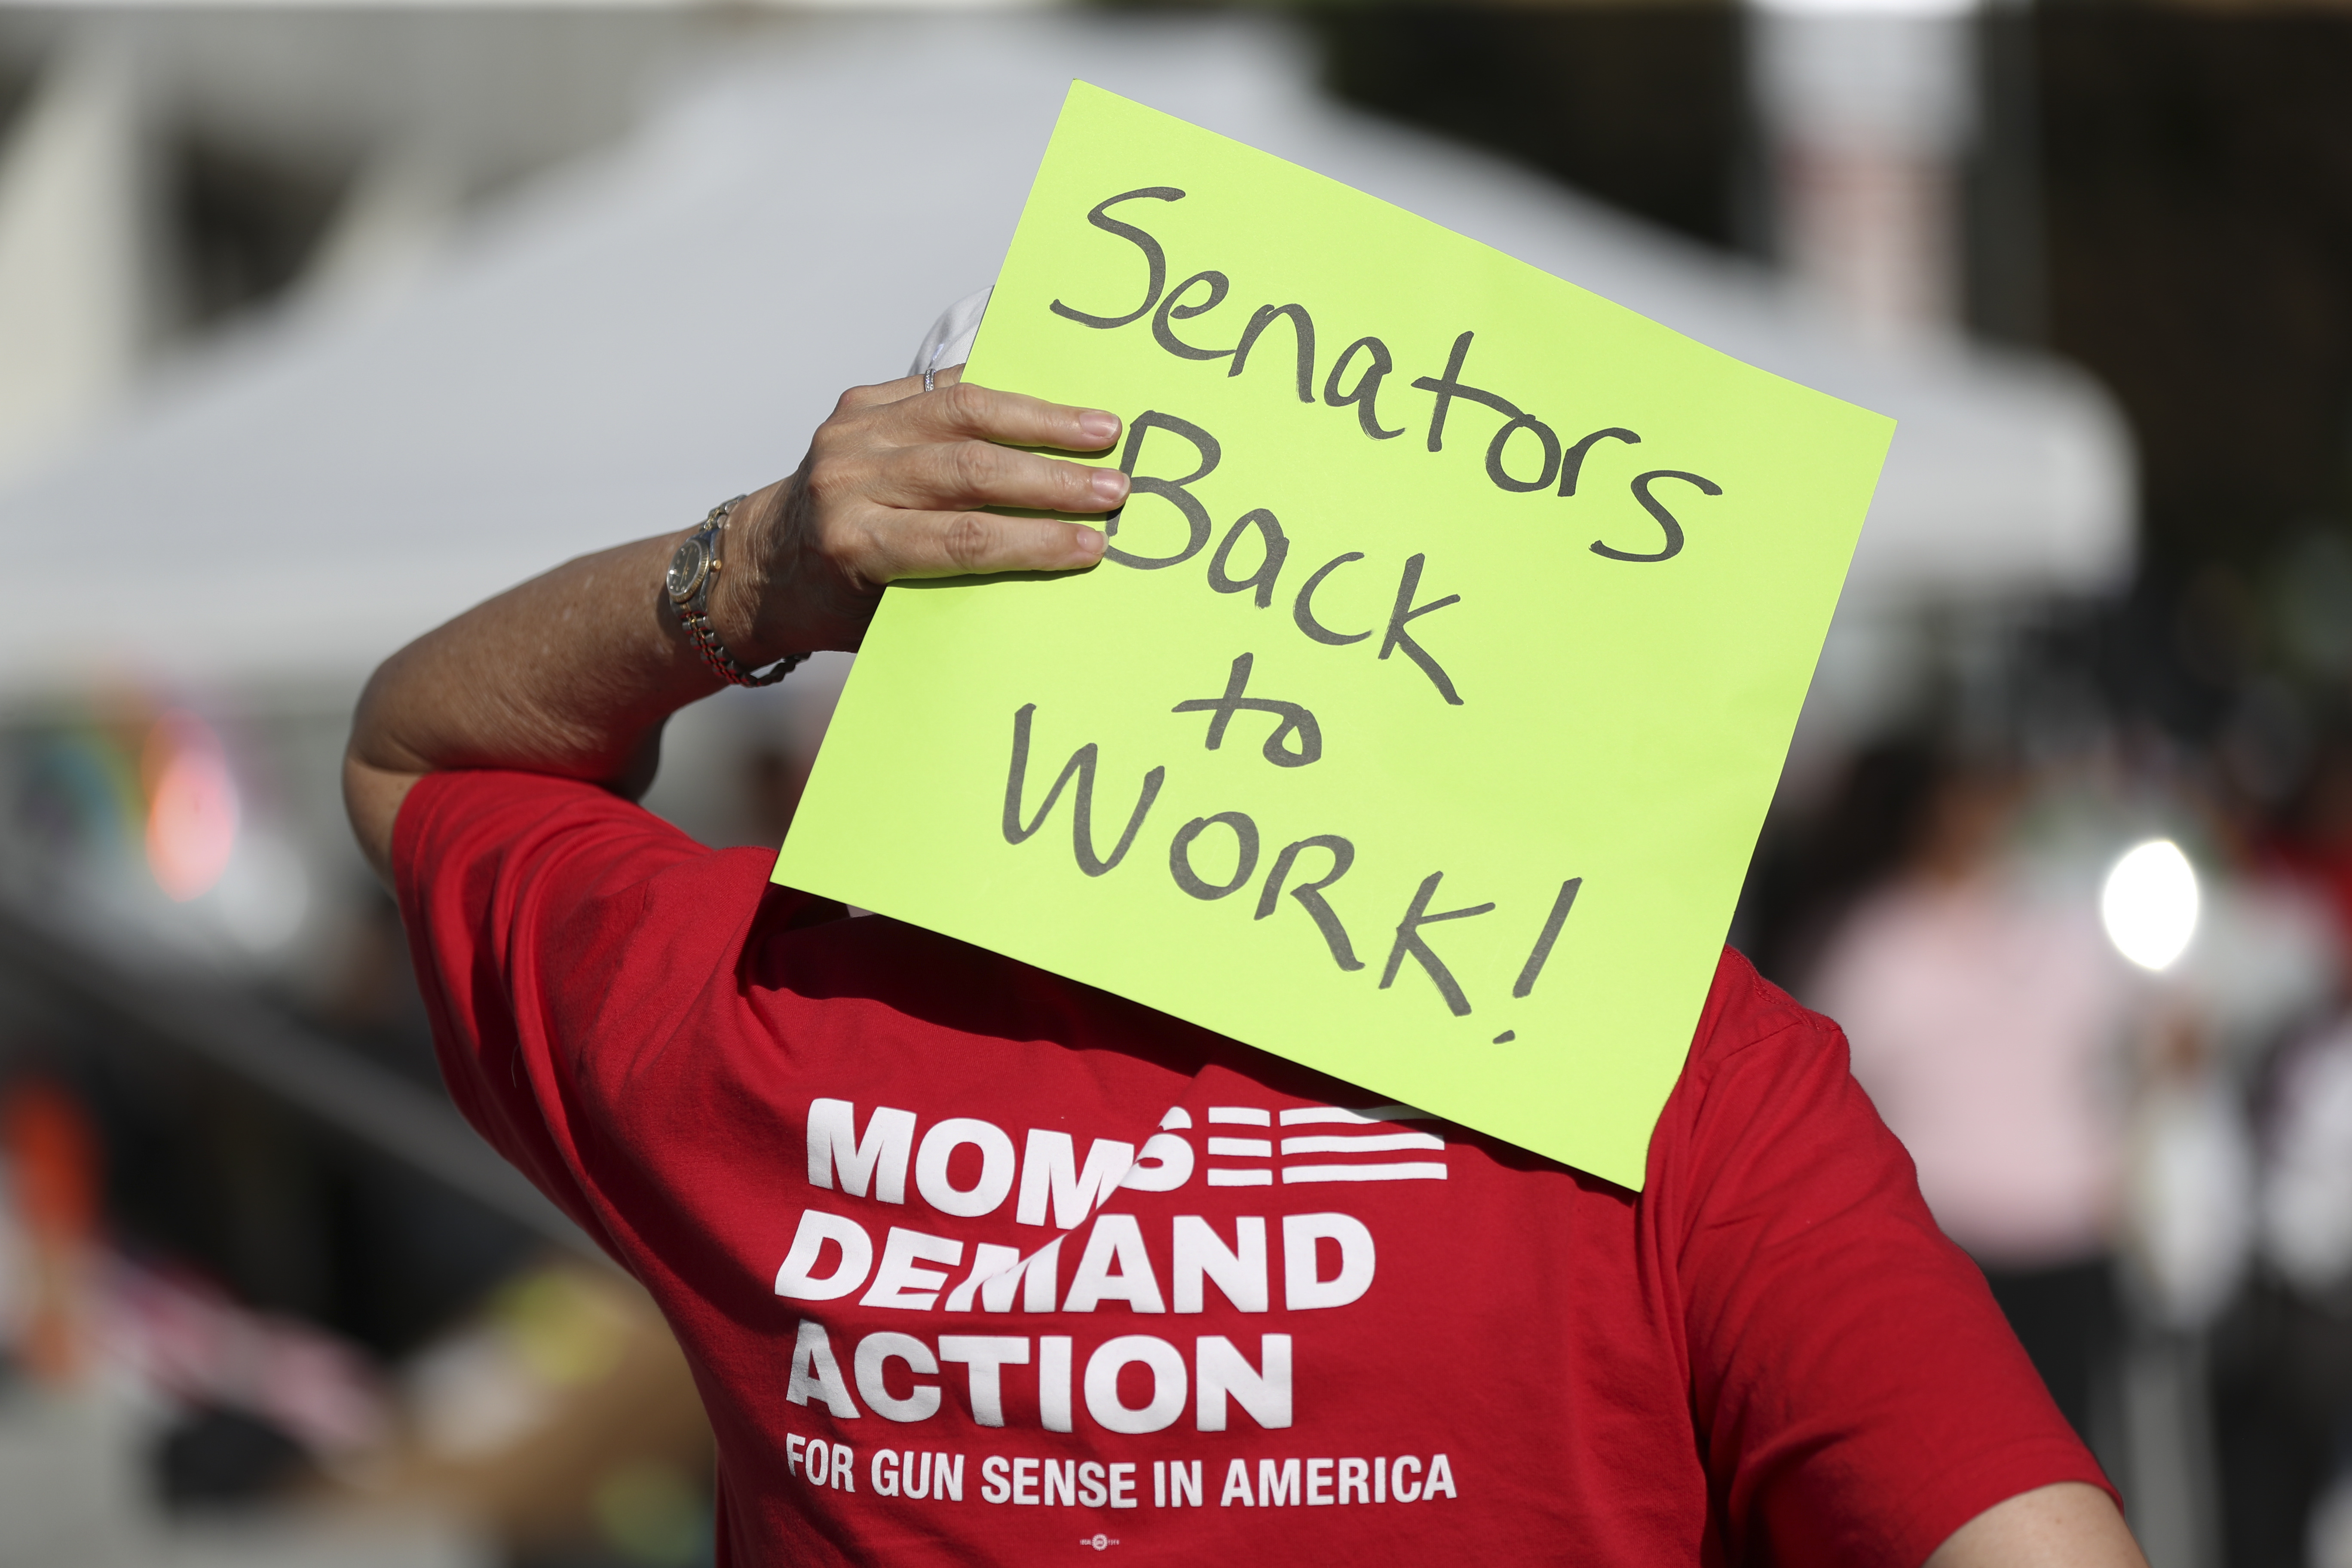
341;527;712;880
353;534;701;782
343;372;1124;882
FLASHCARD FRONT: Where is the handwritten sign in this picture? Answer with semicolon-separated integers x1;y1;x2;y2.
775;83;1890;1189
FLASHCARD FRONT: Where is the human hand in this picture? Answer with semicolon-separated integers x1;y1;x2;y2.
716;366;1128;658
343;368;1125;881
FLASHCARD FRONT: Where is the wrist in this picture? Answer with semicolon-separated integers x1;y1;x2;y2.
715;473;883;660
671;482;815;686
706;479;795;668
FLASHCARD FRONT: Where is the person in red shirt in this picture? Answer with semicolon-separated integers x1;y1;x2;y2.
345;366;2146;1567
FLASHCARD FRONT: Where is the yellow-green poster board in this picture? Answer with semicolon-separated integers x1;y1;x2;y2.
776;83;1891;1190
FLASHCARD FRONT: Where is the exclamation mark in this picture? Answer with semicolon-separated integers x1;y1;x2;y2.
1495;878;1583;1042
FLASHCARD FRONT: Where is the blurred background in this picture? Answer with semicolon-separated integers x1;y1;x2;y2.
0;0;2340;1563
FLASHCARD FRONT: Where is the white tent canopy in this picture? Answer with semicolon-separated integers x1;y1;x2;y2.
0;14;2133;705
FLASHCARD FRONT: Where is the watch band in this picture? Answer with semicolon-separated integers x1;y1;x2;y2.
665;496;808;688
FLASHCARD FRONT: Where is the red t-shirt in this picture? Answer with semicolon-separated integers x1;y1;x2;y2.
396;769;2109;1567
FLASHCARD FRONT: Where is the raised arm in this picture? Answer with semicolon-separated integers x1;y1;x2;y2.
343;369;1126;880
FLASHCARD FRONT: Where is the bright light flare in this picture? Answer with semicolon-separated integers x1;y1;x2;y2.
1752;0;1975;17
2101;838;2200;972
217;832;310;952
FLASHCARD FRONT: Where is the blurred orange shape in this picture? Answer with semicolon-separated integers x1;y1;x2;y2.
4;1078;102;1384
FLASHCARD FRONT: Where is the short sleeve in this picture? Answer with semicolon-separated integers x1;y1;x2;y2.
1655;956;2116;1566
390;768;827;1262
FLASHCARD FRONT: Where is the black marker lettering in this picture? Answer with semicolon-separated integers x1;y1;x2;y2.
1592;470;1719;564
1001;704;1167;876
1485;414;1561;494
1380;872;1496;1017
1108;412;1221;570
1228;304;1316;402
1512;877;1583;998
1169;812;1261;900
1556;428;1642;497
1292;554;1372;646
1207;509;1289;609
1410;332;1522;453
1322;337;1404;441
1255;836;1364;972
1152;271;1236;362
1171;653;1322;768
1049;188;1185;331
1378;554;1464;705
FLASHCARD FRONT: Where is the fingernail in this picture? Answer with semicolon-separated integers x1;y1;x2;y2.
1073;526;1106;560
1078;411;1120;445
1089;469;1129;506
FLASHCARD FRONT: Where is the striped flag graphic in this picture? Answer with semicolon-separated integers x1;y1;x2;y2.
1200;1104;1446;1186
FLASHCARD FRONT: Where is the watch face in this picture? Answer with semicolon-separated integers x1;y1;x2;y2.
666;536;711;603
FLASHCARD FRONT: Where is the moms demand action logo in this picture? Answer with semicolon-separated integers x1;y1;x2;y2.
801;1096;1446;1234
774;1098;1409;1318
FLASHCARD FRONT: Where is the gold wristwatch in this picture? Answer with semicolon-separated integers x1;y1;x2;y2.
665;496;806;687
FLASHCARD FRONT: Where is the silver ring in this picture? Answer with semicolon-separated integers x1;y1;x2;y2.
922;367;936;393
